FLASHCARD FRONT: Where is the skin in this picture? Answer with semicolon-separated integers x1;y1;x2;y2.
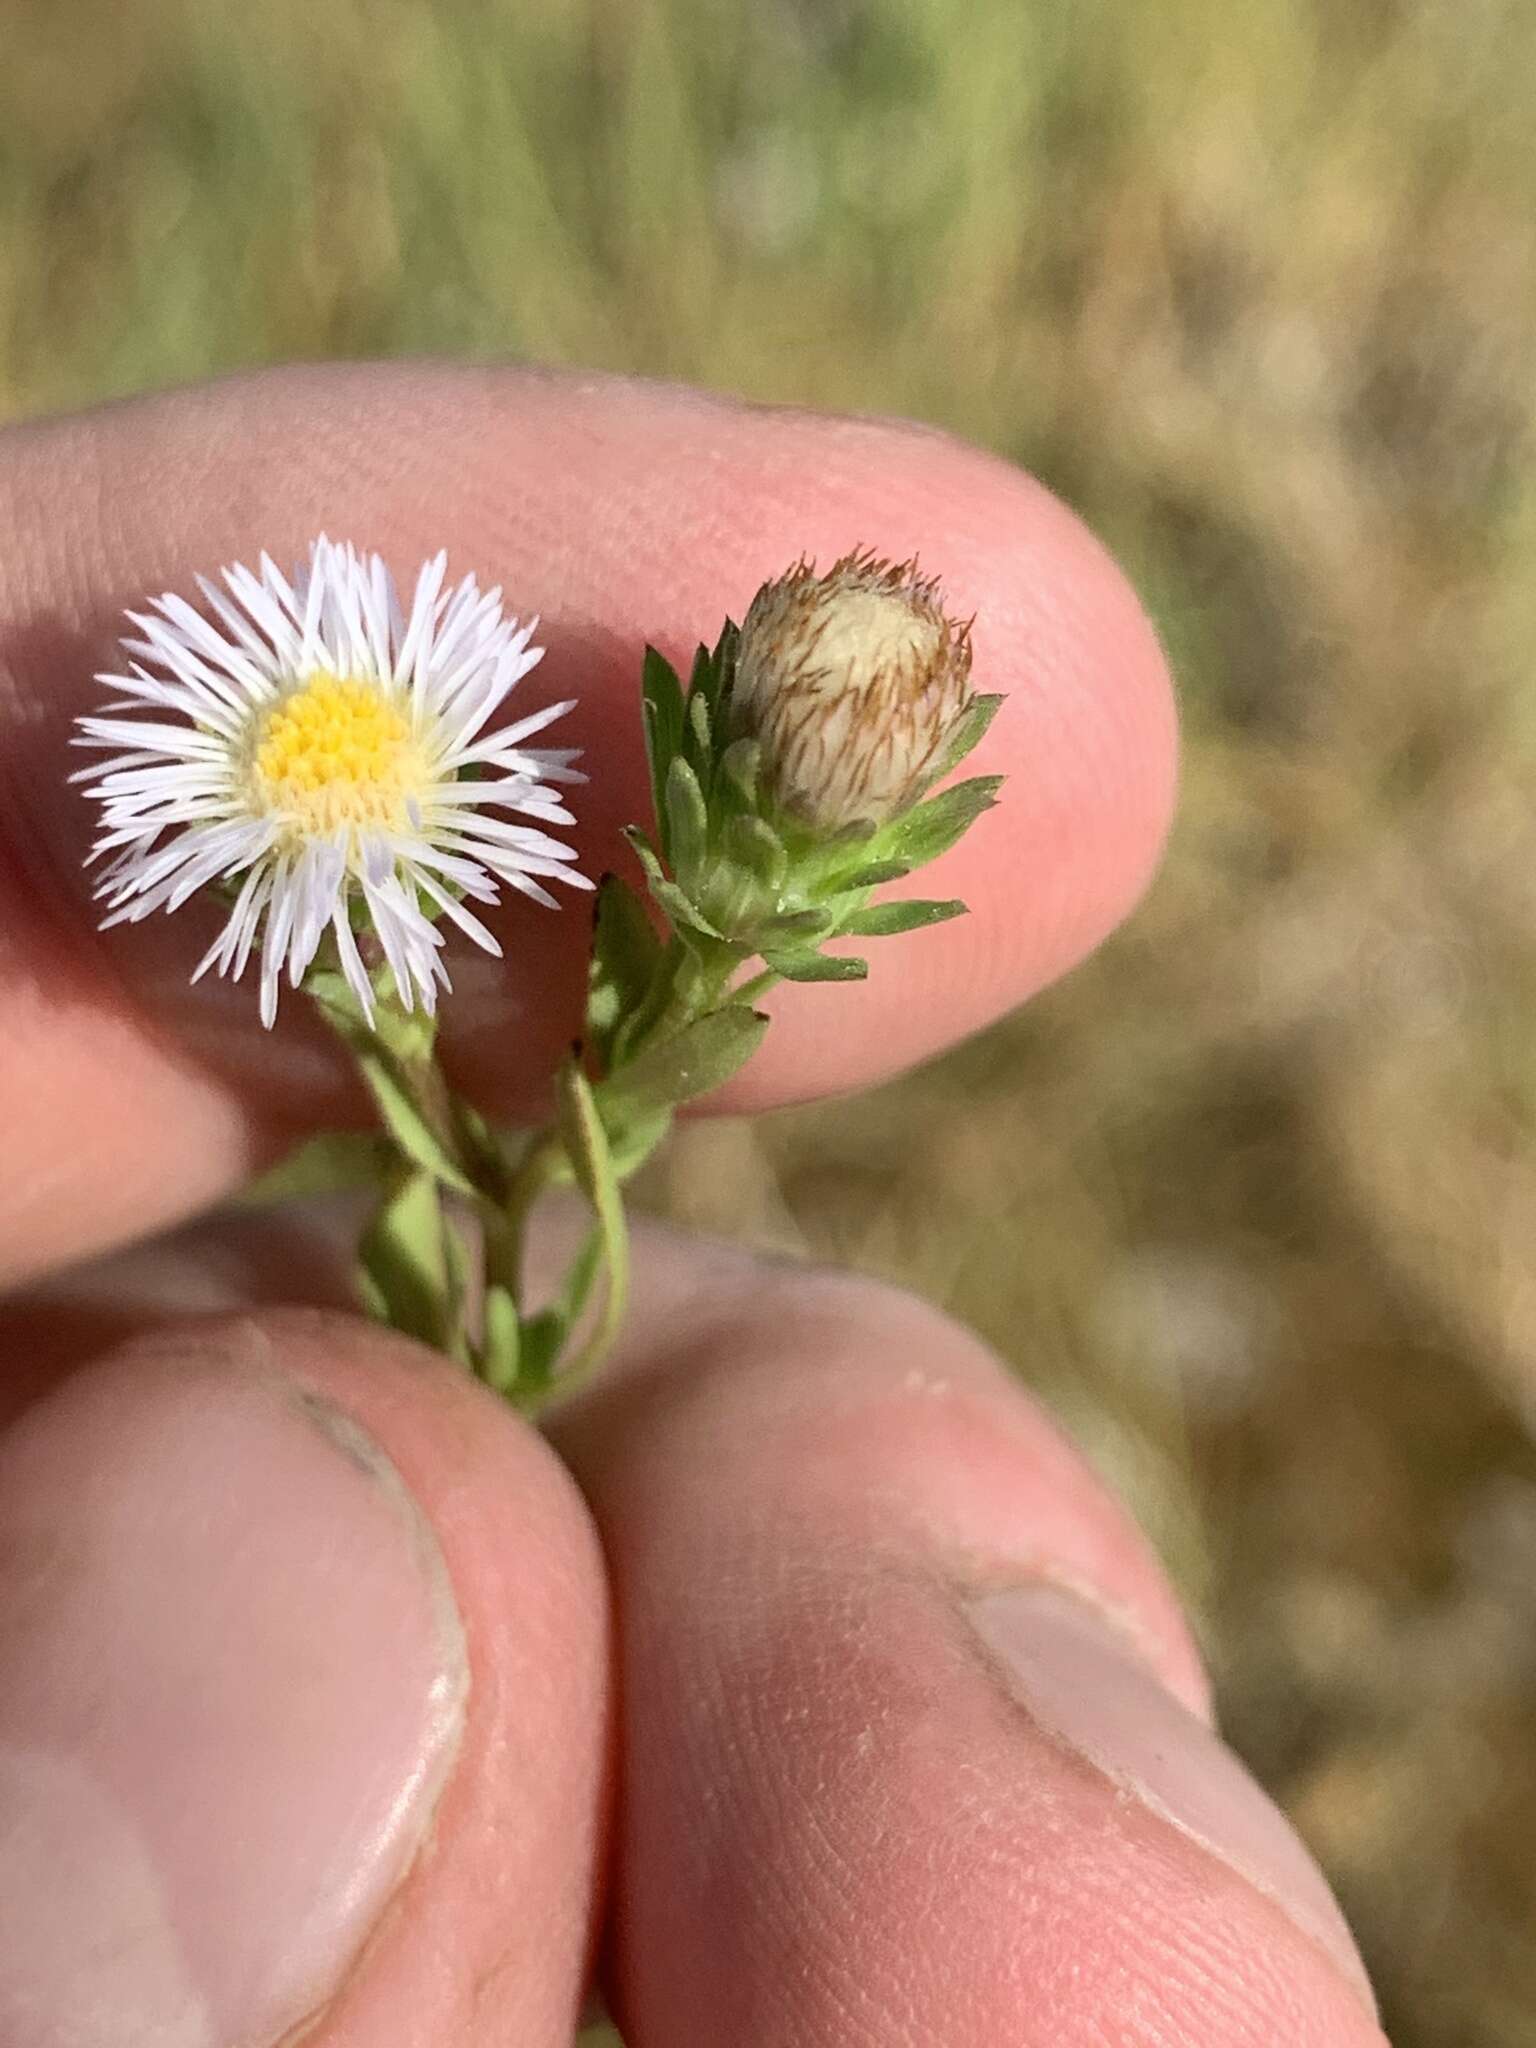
0;367;1386;2045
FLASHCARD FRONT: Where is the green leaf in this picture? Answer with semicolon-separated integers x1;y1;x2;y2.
586;875;664;1054
357;1169;456;1349
555;1225;606;1325
665;756;710;889
696;806;794;937
806;816;879;853
305;970;475;1193
305;966;369;1027
554;1061;631;1387
912;694;1005;797
355;1265;389;1323
557;1064;620;1222
712;618;740;704
605;1102;674;1177
697;815;785;938
883;775;1003;868
516;1312;563;1386
686;618;738;720
478;1284;521;1395
308;968;436;1064
655;878;725;942
725;812;788;891
828;858;912;890
624;826;725;940
237;1130;396;1205
441;1201;470;1342
760;949;869;982
675;641;716;788
515;1226;604;1390
605;1005;768;1114
839;898;968;936
344;1039;476;1197
624;823;667;883
687;689;713;767
758;906;833;939
719;735;760;808
686;636;716;703
641;647;686;849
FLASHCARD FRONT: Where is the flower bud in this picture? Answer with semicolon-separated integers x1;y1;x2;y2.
730;550;975;832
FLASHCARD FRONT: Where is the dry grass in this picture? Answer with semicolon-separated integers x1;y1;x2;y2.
5;1;1535;2037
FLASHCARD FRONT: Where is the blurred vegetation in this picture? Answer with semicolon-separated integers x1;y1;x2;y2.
5;0;1536;2038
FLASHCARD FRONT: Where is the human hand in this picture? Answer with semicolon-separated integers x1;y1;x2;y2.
0;368;1383;2045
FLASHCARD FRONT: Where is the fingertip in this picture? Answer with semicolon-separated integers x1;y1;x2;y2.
551;1235;1209;1715
213;1309;614;2048
548;1238;1376;2046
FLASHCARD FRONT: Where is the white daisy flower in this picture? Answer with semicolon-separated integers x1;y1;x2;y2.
75;536;590;1027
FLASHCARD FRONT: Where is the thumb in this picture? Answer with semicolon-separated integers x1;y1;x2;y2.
0;1310;609;2048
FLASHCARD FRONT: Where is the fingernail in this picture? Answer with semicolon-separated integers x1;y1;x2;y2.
0;1347;468;2048
967;1583;1376;2016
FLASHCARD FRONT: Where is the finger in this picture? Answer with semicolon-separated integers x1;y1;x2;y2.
0;364;1174;1277
0;1308;609;2048
547;1231;1383;2047
0;1199;357;1428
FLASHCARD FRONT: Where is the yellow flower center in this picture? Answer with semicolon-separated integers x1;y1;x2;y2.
251;674;424;836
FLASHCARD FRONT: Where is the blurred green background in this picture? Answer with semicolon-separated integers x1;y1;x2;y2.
6;0;1535;2038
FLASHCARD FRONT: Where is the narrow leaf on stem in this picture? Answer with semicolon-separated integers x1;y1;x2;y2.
665;756;711;889
553;1060;631;1388
344;1040;477;1198
760;949;869;982
641;647;686;857
604;1004;768;1116
478;1284;521;1395
587;874;665;1057
883;774;1004;867
839;897;967;936
357;1168;463;1355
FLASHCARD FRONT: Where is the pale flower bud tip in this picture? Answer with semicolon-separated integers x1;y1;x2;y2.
730;550;980;832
